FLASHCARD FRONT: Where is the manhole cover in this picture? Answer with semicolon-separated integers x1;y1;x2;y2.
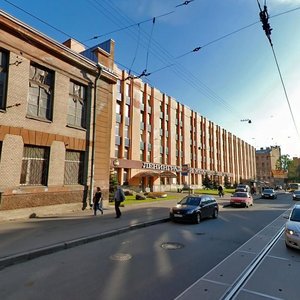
110;253;132;261
161;242;184;250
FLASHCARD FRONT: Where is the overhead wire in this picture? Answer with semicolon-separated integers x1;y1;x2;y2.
257;0;300;141
84;10;175;42
99;0;240;116
5;0;300;124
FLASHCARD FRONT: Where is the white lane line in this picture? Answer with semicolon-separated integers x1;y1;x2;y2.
174;208;291;300
242;288;284;300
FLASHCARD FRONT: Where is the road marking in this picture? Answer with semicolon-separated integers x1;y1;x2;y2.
175;208;291;300
242;288;284;300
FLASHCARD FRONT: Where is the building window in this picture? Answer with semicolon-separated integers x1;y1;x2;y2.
28;64;53;120
124;147;129;159
64;150;84;185
115;145;119;157
68;81;87;128
124;125;130;138
140;149;144;160
0;50;8;110
20;145;49;186
115;123;120;136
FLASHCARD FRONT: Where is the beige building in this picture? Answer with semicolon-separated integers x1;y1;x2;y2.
256;146;281;187
0;11;117;210
109;69;256;192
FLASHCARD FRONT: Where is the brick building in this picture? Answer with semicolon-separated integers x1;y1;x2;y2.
0;11;117;210
256;146;282;187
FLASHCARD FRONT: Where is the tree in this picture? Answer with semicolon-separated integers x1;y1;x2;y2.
224;174;230;188
203;173;211;188
276;155;291;171
109;171;118;202
288;160;300;182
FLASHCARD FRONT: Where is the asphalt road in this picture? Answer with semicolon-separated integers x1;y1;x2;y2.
0;192;296;300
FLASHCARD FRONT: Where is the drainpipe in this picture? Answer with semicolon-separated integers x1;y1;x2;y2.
89;64;103;206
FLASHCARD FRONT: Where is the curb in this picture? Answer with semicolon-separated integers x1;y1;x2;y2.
0;217;170;270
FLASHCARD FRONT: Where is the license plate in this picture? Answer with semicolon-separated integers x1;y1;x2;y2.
174;214;183;217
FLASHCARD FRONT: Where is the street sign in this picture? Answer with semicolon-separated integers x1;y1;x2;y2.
181;164;189;176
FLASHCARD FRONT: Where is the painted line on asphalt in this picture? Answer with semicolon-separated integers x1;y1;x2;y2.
221;225;285;300
0;217;170;270
174;208;290;300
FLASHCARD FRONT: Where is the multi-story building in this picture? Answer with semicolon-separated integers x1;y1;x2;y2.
0;11;117;210
0;10;256;210
109;69;256;192
256;146;281;187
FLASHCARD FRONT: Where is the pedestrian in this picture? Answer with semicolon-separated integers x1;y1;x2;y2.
93;187;103;216
114;185;125;218
218;185;224;197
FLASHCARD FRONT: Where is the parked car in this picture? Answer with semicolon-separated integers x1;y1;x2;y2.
285;204;300;250
292;190;300;201
261;188;277;199
235;184;250;193
230;192;253;208
169;195;218;224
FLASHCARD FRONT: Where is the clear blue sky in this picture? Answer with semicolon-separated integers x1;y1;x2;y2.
2;0;300;157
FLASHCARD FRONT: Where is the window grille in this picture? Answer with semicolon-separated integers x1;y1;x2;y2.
0;51;8;110
28;64;53;120
68;81;86;128
20;146;49;185
64;150;84;185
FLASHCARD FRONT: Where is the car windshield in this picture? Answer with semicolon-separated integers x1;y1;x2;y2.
233;192;247;198
290;208;300;222
180;197;201;206
264;189;273;193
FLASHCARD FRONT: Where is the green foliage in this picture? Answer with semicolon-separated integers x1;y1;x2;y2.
276;154;291;171
288;160;300;182
109;172;118;202
224;174;230;188
203;173;211;188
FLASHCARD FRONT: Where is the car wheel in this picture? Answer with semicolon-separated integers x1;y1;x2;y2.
195;213;201;224
285;241;291;248
245;203;249;208
212;208;218;219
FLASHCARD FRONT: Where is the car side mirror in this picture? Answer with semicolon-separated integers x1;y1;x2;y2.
283;214;289;219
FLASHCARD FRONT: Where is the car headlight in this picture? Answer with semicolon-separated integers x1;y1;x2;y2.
286;228;299;236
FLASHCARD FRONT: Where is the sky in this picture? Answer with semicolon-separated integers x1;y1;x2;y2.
2;0;300;157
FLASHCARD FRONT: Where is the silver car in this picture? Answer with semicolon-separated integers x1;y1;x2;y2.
285;204;300;250
292;190;300;201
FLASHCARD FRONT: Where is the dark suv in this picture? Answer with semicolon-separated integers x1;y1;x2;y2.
170;195;219;224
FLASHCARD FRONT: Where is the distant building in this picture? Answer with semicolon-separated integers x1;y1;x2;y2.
256;146;286;187
108;68;256;192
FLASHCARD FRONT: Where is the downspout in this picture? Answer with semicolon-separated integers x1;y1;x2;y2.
89;64;103;206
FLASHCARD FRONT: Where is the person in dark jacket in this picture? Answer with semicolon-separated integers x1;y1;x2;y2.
218;185;224;197
93;187;103;216
114;185;125;218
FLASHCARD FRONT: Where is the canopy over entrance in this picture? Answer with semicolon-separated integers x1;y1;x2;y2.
133;171;160;178
159;171;177;178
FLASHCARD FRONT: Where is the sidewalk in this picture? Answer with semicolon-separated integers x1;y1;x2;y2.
0;197;182;270
0;192;258;270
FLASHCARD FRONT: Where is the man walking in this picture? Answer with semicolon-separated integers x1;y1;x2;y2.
93;187;103;216
114;185;125;218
